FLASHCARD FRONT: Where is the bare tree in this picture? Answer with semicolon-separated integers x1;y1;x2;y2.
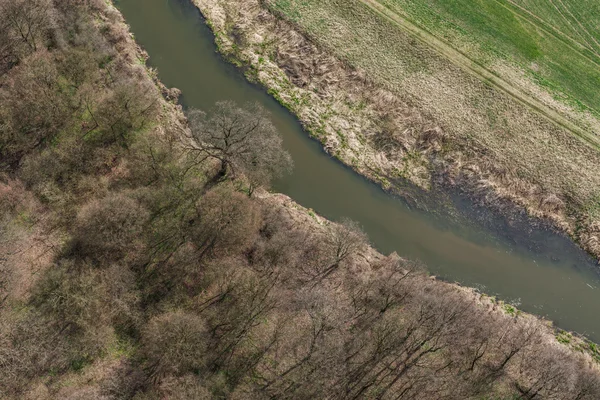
73;193;150;263
188;184;261;260
0;0;56;58
0;21;17;74
309;219;367;283
92;76;160;146
0;51;70;168
187;101;292;191
140;311;209;381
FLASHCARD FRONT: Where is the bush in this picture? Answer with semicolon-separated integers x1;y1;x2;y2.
188;184;261;259
73;192;150;263
140;311;209;379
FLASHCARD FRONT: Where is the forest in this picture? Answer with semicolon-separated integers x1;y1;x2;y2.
1;0;600;398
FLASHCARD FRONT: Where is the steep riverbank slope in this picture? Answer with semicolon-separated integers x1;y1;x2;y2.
192;0;600;262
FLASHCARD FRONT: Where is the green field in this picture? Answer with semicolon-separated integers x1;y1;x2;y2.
377;0;600;116
513;0;600;53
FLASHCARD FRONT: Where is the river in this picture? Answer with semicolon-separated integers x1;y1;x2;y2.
115;0;600;341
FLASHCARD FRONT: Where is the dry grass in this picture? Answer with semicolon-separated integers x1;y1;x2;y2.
193;0;600;260
195;0;443;190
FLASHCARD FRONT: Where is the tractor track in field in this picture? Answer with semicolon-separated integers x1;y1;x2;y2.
553;0;600;54
499;0;600;63
358;0;600;151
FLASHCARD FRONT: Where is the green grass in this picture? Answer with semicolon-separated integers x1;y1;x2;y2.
589;342;600;363
378;0;600;116
557;331;572;345
384;0;540;59
503;304;516;316
513;0;600;52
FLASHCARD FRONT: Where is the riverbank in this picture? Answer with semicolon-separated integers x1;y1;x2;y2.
191;0;600;262
259;189;600;367
111;0;600;373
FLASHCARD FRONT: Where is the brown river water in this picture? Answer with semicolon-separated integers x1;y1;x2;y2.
116;0;600;340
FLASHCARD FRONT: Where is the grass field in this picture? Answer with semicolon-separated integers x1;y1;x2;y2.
377;0;600;118
355;0;600;151
511;0;600;55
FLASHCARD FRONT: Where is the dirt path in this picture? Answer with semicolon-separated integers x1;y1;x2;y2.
358;0;600;151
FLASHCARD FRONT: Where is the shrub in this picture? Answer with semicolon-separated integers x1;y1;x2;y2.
73;192;150;263
140;311;209;379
